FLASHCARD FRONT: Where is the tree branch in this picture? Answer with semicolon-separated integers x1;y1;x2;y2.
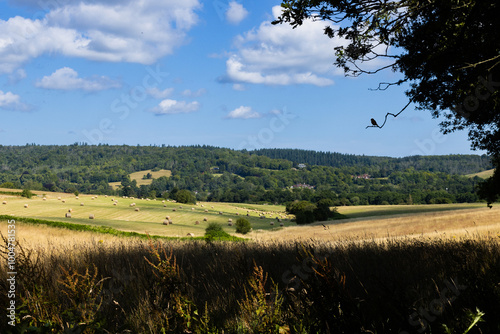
366;99;412;129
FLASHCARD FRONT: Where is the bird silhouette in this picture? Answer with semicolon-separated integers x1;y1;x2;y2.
371;118;379;127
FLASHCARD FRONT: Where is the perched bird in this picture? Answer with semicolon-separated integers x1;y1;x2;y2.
371;118;379;127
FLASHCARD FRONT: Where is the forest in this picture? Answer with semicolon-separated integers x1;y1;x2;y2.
0;144;492;206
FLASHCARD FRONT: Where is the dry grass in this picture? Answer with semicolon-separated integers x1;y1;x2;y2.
109;169;172;189
251;205;500;242
466;168;495;179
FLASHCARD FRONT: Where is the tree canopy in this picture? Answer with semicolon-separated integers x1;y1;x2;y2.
273;0;500;204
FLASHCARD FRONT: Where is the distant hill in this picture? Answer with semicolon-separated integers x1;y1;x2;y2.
251;148;492;176
466;169;495;179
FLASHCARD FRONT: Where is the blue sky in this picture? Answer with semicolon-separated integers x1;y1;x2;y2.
0;0;483;157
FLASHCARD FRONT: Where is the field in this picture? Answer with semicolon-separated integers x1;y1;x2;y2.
0;190;289;238
466;168;495;179
108;169;172;189
2;189;500;333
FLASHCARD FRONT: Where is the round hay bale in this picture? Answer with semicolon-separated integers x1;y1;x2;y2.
187;233;195;237
164;204;167;207
68;209;73;213
203;217;208;222
75;196;79;199
62;199;66;203
204;209;208;212
165;216;171;220
113;203;117;206
280;223;284;227
57;197;61;200
219;211;223;215
163;220;169;225
65;213;71;218
130;203;136;207
89;214;95;219
2;201;6;205
236;212;239;216
111;198;114;201
24;204;29;208
179;206;183;209
43;198;46;201
105;195;108;198
80;203;84;206
135;208;140;211
260;215;265;219
162;200;165;203
169;219;173;224
228;218;233;223
228;222;233;226
172;208;177;212
195;221;200;225
191;208;195;211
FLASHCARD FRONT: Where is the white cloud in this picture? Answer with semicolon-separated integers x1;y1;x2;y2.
226;106;261;119
147;87;174;99
36;67;121;91
0;90;30;111
152;99;200;115
182;88;206;97
225;1;248;25
0;0;202;73
221;5;348;86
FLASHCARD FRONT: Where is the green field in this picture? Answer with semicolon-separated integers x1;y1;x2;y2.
0;193;289;238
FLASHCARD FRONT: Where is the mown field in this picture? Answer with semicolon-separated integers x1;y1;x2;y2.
108;169;172;189
0;190;289;238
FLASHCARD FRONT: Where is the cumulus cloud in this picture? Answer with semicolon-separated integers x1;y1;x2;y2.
147;87;174;99
36;67;121;91
225;1;249;25
151;99;200;115
226;106;261;119
0;90;30;111
0;0;202;73
220;5;348;86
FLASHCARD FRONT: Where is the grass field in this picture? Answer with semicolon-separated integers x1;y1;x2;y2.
0;192;289;238
108;169;172;189
467;168;495;179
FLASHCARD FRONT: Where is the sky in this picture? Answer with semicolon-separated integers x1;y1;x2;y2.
0;0;485;157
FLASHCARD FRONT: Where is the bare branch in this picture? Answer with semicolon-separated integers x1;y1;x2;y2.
366;100;412;129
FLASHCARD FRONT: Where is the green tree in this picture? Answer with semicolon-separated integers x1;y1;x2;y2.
235;218;252;234
274;0;500;204
21;189;34;198
175;189;196;204
286;200;317;225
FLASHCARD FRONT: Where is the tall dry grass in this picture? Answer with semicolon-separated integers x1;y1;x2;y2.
1;220;500;333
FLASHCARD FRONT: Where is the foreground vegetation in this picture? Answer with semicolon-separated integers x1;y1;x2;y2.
1;220;499;333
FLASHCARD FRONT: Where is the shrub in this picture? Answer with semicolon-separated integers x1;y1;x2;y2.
21;189;34;199
205;223;231;240
235;218;252;234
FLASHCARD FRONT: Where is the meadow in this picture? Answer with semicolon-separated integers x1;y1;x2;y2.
1;190;500;333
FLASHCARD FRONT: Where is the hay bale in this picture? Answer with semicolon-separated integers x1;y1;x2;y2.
57;197;61;200
187;233;195;237
236;212;239;216
179;206;183;209
165;216;171;220
164;204;167;207
163;220;169;225
203;217;208;222
173;208;177;212
228;222;233;226
80;203;84;206
169;219;173;224
65;212;71;218
89;214;95;219
219;211;223;215
135;208;140;211
105;195;108;198
204;209;208;212
24;204;29;208
228;218;233;223
280;223;284;227
43;198;46;201
113;203;117;206
68;209;73;213
130;203;136;207
191;208;195;211
195;221;200;225
270;222;275;226
75;196;79;199
260;216;265;219
162;200;165;203
62;200;66;203
2;201;6;205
